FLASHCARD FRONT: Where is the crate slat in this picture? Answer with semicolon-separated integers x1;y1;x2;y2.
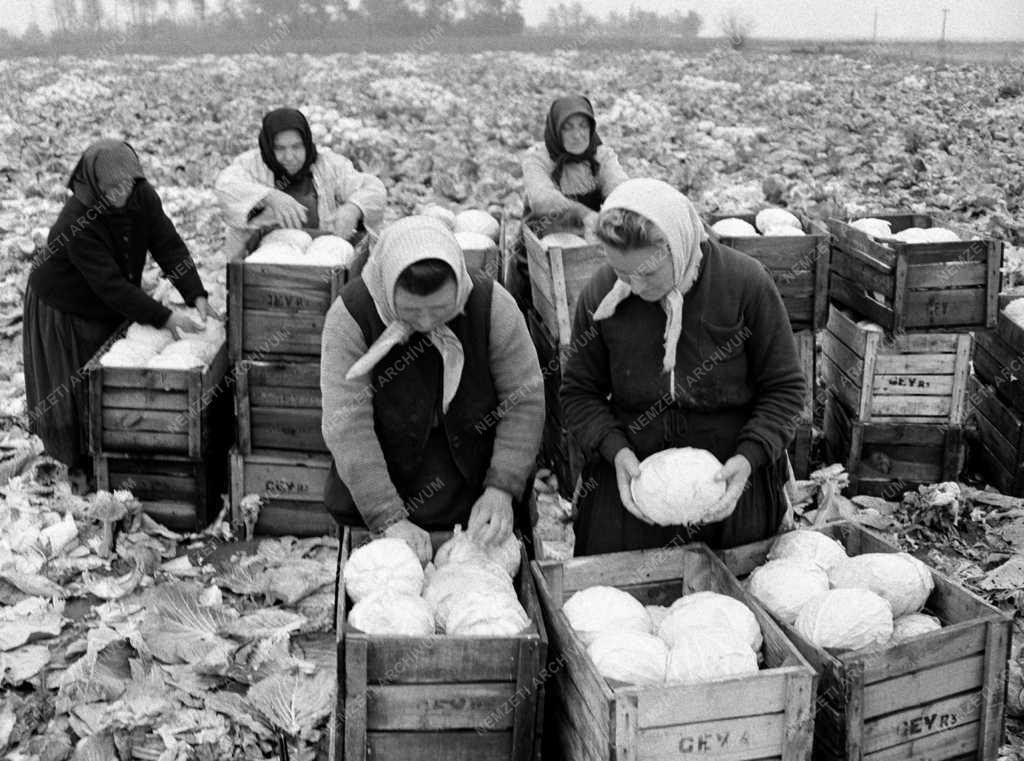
366;731;512;761
636;713;784;760
229;448;334;536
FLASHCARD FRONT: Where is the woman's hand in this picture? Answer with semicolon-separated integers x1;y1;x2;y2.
164;309;204;336
330;202;363;241
383;518;433;564
614;448;650;523
261;189;308;229
193;296;222;323
704;454;752;524
467;487;513;546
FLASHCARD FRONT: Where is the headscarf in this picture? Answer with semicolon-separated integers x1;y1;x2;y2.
591;178;708;401
544;95;602;186
67;139;144;210
345;216;474;413
257;108;318;184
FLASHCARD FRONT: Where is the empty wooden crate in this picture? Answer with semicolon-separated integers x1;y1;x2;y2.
87;326;230;458
822;305;972;424
718;521;1012;761
229;447;334;536
235;360;325;454
706;213;830;331
965;375;1024;497
828;213;1002;333
334;528;547;761
531;543;816;761
823;391;965;498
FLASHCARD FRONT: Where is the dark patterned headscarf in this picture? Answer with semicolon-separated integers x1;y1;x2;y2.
68;139;144;210
257;108;318;184
543;95;601;186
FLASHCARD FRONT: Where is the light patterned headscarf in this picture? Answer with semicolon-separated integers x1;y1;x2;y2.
345;216;473;412
592;178;708;400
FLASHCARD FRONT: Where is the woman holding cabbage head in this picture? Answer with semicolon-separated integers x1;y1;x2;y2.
560;178;805;556
320;216;544;563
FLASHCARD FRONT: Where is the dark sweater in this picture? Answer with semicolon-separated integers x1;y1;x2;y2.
561;239;805;472
28;180;207;327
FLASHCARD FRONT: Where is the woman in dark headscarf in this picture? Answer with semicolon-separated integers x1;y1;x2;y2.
23;139;215;489
215;107;387;256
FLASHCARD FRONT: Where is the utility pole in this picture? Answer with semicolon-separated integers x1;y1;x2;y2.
872;6;878;43
940;8;949;47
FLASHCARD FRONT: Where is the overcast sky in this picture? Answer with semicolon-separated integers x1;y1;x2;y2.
1;0;1022;40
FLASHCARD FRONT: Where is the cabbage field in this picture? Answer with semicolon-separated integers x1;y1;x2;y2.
1;45;1024;758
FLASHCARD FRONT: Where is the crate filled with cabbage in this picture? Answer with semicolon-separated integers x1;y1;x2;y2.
827;213;1003;333
334;527;547;761
706;207;830;331
531;541;816;761
227;228;370;363
421;204;503;278
86;319;228;457
718;522;1012;761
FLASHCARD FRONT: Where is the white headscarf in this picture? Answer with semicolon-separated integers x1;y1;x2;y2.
591;178;708;400
345;216;473;412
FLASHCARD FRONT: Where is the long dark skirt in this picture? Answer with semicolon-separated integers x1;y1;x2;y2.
22;284;120;469
573;455;787;556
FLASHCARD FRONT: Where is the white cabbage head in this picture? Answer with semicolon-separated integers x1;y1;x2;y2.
262;228;313;252
710;218;758;237
587;631;668;685
125;323;175;352
246;242;302;264
646;605;671;632
562;586;650;645
795;589;893;650
662;591;762;651
890;613;942;644
665;626;758;684
767;530;849;573
828;552;934;618
343;538;425;603
420;204;457;230
433;526;520;577
349;590;434;636
100;339;159;367
540;232;588;249
754;208;802;234
747;558;829;624
453;209;499;242
1004;298;1024;328
850;218;893;238
442;591;530;636
630;448;727;526
423;560;514;627
306;235;356;267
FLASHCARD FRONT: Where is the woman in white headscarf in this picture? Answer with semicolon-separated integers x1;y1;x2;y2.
320;216;544;562
560;179;805;555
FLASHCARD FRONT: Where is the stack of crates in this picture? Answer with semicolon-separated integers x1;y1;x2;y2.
823;213;1002;496
228;233;370;536
966;293;1024;496
705;212;830;477
86;322;231;531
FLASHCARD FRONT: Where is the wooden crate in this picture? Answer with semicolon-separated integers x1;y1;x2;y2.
335;528;548;761
965;375;1024;497
95;451;226;532
227;232;369;364
718;521;1012;761
235;360;325;454
789;421;813;480
526;308;570;425
821;305;972;424
972;328;1024;414
827;213;1002;334
462;238;502;280
524;223;606;345
86;324;230;458
229;447;335;537
531;543;817;761
823;391;965;499
706;213;830;331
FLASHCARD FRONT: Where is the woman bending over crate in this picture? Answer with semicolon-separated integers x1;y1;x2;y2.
214;107;386;256
561;178;806;555
23;139;215;491
321;216;545;563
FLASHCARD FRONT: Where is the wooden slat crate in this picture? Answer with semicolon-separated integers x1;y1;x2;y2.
531;543;817;761
526;308;569;425
706;213;830;331
227;232;370;364
86;324;230;458
827;213;1002;334
462;238;502;280
229;447;335;537
334;528;548;761
524;223;606;345
789;422;813;481
821;304;972;424
965;375;1024;497
235;360;325;454
95;451;227;532
972;327;1024;414
718;521;1012;761
823;391;965;499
